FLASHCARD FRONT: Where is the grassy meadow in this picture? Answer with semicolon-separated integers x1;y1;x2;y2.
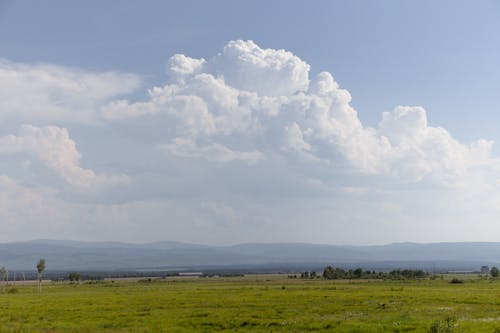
1;275;500;332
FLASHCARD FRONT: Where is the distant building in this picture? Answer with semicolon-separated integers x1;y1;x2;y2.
481;266;490;275
178;272;204;277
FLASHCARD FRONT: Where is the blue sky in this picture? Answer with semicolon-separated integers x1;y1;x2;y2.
0;1;500;244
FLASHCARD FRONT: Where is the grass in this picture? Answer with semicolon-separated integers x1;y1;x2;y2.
0;275;500;332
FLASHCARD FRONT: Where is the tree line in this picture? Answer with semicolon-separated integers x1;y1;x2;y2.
294;266;500;280
292;266;429;280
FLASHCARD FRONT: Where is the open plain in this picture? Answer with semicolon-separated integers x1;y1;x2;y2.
1;275;500;332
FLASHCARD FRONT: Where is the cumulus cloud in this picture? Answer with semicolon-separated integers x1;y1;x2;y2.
208;40;310;96
167;54;206;80
0;125;129;190
0;175;71;238
100;39;499;188
3;41;493;192
377;106;494;185
160;137;262;164
0;59;141;124
1;40;500;243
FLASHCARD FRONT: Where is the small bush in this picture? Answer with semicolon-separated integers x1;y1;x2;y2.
7;287;19;294
450;278;464;284
428;316;457;333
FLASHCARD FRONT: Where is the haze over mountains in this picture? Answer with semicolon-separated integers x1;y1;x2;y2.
1;240;500;271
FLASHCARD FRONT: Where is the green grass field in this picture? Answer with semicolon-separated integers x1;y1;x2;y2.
1;275;500;332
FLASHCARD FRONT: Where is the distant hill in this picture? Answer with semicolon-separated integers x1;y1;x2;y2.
1;240;500;271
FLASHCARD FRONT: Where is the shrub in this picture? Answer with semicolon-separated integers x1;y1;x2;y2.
68;272;81;283
7;287;18;294
450;278;463;284
428;316;457;333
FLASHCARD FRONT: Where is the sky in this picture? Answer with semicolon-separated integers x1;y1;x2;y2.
0;0;500;245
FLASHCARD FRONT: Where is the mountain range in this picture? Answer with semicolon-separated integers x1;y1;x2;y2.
1;240;500;271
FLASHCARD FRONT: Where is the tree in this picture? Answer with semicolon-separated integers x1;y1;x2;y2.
37;259;46;293
68;272;81;283
0;266;7;292
323;266;335;280
491;266;499;278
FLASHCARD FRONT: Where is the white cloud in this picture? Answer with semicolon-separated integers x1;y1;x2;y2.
167;54;206;80
100;40;499;188
208;40;310;96
377;106;494;185
0;175;75;240
0;59;141;124
201;201;241;226
160;137;262;164
2;41;494;193
0;125;129;190
1;40;500;244
284;122;312;153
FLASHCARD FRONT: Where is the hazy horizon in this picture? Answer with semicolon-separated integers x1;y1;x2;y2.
1;1;500;245
7;238;500;248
